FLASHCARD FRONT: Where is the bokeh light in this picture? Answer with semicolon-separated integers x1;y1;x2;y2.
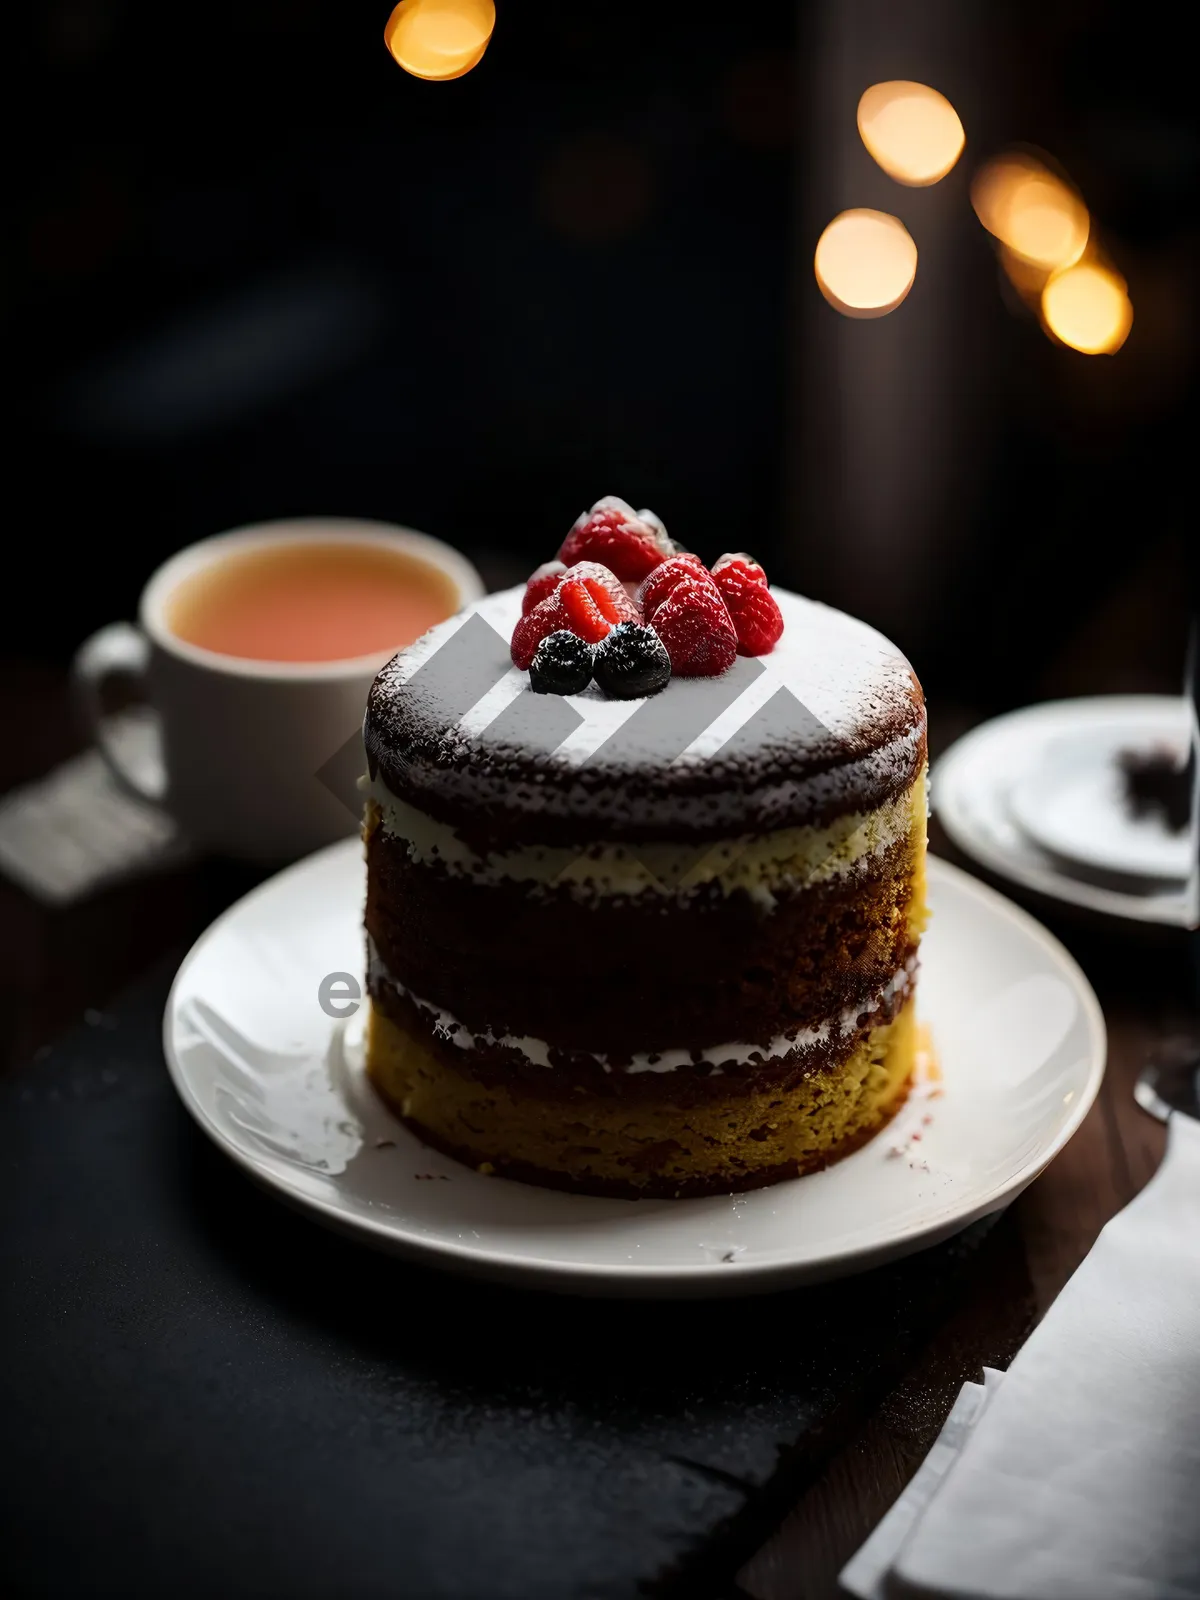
383;0;495;82
971;154;1088;270
997;244;1051;310
857;81;965;186
814;209;918;318
1042;261;1133;354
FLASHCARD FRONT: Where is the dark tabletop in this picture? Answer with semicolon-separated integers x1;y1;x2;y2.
0;677;1186;1600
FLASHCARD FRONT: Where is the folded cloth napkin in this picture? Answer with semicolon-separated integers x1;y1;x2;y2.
842;1112;1200;1600
0;713;189;905
840;1369;1007;1599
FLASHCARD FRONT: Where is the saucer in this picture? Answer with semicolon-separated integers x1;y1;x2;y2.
934;696;1196;929
1009;712;1190;884
163;838;1105;1296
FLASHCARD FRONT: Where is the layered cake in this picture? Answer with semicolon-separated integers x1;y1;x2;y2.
363;498;927;1197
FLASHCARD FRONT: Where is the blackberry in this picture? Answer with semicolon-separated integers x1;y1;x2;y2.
529;629;594;695
591;621;671;699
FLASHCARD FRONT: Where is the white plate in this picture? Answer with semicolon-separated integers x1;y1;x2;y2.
1009;707;1191;883
934;697;1196;929
164;840;1105;1297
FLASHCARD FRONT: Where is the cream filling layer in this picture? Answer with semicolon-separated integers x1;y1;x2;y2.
366;769;925;906
368;946;917;1076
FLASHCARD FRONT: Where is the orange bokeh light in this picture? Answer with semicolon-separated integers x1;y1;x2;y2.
814;209;918;318
384;0;495;82
971;154;1089;270
996;244;1052;306
1042;261;1133;354
857;81;965;186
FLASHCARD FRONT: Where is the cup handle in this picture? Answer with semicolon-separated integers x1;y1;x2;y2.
71;622;168;805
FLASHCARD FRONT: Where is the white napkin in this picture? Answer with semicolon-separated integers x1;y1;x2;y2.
840;1368;1007;1599
842;1112;1200;1600
0;713;190;905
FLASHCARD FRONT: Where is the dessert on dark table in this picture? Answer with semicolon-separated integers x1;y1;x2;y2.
363;497;928;1197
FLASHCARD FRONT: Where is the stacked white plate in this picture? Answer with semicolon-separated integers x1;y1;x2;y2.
933;695;1197;929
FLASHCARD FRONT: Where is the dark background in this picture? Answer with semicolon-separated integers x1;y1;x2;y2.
6;0;1198;701
2;11;1198;1593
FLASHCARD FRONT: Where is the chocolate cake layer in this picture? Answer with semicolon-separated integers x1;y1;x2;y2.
365;823;922;1056
364;587;925;849
367;951;917;1105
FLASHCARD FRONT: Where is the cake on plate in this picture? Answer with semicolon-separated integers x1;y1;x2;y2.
362;497;927;1197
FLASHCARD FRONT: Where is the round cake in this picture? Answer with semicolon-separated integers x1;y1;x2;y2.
361;570;928;1199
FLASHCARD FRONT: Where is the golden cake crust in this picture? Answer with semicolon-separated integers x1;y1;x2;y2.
365;996;917;1199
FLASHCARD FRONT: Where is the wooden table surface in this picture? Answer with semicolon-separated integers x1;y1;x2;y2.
1;668;1192;1600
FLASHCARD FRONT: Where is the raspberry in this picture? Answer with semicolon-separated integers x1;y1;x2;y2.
592;621;671;699
559;577;619;644
522;560;567;615
638;554;715;621
712;564;784;656
635;506;673;547
511;561;641;667
511;590;570;670
530;630;594;695
562;561;640;624
650;577;737;677
712;551;769;587
557;496;673;581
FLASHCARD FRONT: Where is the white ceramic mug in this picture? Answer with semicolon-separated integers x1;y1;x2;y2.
73;517;484;862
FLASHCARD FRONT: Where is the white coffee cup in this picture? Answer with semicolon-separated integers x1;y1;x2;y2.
73;517;484;862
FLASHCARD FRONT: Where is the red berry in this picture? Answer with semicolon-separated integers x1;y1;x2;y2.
712;552;769;587
522;560;567;615
559;577;618;644
638;554;715;621
712;565;784;656
650;577;738;677
557;496;673;581
562;561;640;624
511;590;570;670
